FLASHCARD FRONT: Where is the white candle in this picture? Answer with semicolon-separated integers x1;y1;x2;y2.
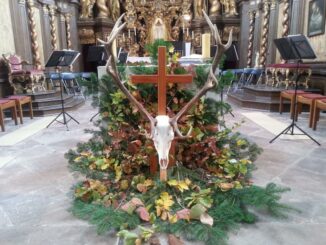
128;29;131;38
192;31;194;39
187;28;189;37
134;27;136;36
183;22;185;32
123;33;125;41
202;33;211;58
112;39;117;59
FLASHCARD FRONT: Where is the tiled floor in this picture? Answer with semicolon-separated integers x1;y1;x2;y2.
0;99;325;245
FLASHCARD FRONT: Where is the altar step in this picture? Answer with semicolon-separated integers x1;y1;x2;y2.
227;85;319;112
22;90;85;116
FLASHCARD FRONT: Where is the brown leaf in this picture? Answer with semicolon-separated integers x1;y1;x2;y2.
130;197;145;207
137;183;148;193
168;234;184;245
176;209;190;220
149;235;161;245
136;206;150;222
121;202;136;214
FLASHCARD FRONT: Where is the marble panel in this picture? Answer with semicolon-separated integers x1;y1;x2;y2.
0;0;16;54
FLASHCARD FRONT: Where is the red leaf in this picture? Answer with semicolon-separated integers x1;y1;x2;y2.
136;206;150;221
176;208;190;220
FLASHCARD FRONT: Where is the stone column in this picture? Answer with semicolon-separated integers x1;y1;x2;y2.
282;0;290;37
266;1;279;65
259;2;271;68
48;5;58;51
290;0;304;34
26;0;41;69
247;11;256;68
65;14;72;50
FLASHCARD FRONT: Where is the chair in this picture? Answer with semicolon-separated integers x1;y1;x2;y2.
312;99;326;130
61;73;84;98
0;99;18;132
7;95;33;124
295;94;326;128
279;90;307;119
2;54;45;94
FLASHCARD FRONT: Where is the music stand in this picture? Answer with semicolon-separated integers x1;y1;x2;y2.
270;35;320;145
87;45;108;66
45;50;80;130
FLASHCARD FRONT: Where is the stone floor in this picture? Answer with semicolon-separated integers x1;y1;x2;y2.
0;100;326;245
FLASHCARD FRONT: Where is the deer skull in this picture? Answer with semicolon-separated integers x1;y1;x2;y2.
152;115;175;171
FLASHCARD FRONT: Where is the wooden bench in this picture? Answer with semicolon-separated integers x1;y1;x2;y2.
7;95;33;124
312;99;326;130
0;99;18;132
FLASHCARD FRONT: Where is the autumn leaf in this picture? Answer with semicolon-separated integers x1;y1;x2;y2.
176;209;190;221
136;207;150;222
200;213;214;226
155;192;174;211
167;178;191;192
114;164;122;182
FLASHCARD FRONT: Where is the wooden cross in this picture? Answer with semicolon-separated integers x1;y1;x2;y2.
130;46;193;115
130;46;193;174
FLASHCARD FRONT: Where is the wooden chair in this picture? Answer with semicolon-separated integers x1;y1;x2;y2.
279;90;306;119
312;99;326;130
7;95;33;124
0;99;18;132
295;94;326;128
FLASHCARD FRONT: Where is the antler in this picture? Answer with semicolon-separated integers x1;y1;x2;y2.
98;14;156;137
170;10;233;138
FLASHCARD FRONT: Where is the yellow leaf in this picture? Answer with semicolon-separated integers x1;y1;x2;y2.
100;163;110;170
168;213;178;224
80;151;91;157
74;156;82;162
167;179;178;186
115;165;122;182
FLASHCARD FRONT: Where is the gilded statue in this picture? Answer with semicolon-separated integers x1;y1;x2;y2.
194;0;206;18
80;0;95;19
108;0;120;21
209;0;221;16
171;26;180;41
221;0;238;16
96;0;109;18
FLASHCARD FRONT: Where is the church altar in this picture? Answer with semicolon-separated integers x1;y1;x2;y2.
77;0;241;63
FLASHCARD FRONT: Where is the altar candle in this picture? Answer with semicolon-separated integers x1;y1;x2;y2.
128;29;131;38
183;22;185;32
112;39;117;60
187;28;189;37
134;27;136;36
192;31;194;39
202;33;211;58
123;33;125;41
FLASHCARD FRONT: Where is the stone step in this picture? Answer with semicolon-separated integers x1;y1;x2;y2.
25;90;60;100
32;95;74;108
227;90;286;112
23;97;85;116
